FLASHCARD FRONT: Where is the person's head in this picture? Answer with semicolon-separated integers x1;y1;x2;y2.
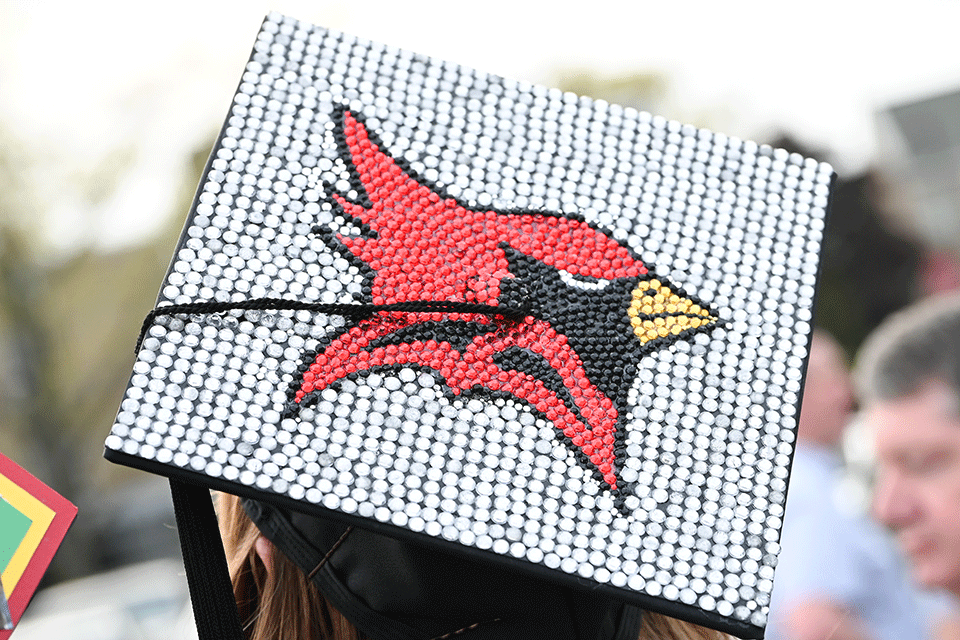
797;330;854;447
855;293;960;594
216;492;732;640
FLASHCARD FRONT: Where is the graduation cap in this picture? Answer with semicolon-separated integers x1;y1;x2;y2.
105;13;834;640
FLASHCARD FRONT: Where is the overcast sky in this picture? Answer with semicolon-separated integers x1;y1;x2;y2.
4;0;960;254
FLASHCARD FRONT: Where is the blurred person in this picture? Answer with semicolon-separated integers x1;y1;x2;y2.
856;294;960;633
767;330;927;640
917;249;960;298
216;492;733;640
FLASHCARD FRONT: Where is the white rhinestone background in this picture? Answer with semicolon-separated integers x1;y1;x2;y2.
106;12;831;630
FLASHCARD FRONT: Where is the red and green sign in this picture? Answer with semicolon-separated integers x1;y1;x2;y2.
0;452;77;637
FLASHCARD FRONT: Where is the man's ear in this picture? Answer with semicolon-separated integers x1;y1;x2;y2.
255;535;274;575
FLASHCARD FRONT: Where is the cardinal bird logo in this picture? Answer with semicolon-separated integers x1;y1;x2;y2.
286;107;719;505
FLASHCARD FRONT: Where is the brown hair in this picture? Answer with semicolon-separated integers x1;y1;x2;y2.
217;492;731;640
637;611;733;640
217;492;366;640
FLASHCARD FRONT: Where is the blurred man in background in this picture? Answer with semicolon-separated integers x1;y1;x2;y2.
856;294;960;637
768;330;928;640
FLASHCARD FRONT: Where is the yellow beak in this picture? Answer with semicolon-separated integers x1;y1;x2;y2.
628;278;718;344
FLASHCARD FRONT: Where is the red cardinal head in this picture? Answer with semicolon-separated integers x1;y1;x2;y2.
288;107;718;504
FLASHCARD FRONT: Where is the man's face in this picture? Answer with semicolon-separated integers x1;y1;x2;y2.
868;379;960;593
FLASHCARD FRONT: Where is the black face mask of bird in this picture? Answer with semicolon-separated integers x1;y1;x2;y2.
243;498;643;640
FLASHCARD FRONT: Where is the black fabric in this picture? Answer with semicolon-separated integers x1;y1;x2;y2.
169;479;244;640
244;498;643;640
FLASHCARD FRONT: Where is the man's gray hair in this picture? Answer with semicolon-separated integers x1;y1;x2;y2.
855;292;960;404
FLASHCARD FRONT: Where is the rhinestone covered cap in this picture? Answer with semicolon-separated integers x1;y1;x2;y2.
105;13;833;638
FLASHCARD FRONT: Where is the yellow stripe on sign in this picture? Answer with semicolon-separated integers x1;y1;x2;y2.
0;473;55;595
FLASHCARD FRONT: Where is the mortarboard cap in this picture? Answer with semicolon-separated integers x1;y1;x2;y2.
105;13;834;639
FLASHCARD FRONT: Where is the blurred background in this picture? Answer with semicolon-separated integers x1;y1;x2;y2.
3;0;960;637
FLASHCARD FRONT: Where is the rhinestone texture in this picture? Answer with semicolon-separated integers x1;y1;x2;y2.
105;13;832;636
